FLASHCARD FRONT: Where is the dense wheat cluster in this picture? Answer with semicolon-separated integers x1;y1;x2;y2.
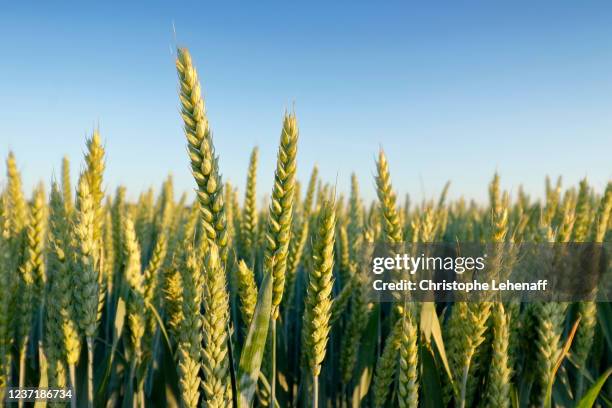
0;47;610;408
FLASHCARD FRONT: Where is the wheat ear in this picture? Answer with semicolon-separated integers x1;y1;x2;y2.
123;217;145;357
28;184;47;307
111;186;127;276
6;152;28;247
46;185;80;397
45;184;70;389
176;245;203;408
373;315;403;408
339;274;369;385
27;184;48;395
263;113;299;405
237;259;258;328
397;312;419;408
176;47;229;262
0;195;13;401
15;185;44;397
61;155;73;215
84;130;106;263
347;172;364;257
240;147;259;264
74;174;103;407
201;243;232;408
484;303;511;408
376;149;403;243
303;165;319;219
265;112;299;318
302;200;336;407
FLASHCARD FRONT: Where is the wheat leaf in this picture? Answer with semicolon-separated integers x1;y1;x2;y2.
238;270;272;407
575;367;612;408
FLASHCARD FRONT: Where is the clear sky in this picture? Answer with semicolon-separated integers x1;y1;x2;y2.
1;1;611;203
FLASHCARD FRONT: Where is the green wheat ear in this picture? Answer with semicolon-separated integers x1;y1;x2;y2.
143;227;168;338
5;153;29;356
7;158;36;394
265;113;299;319
23;184;48;392
46;184;81;382
164;265;184;340
84;130;106;254
176;47;229;262
571;178;591;242
347;172;364;257
240;146;259;265
123;216;146;362
373;315;404;408
73;174;100;339
237;259;258;328
223;182;236;251
27;184;47;306
339;273;370;385
103;208;115;299
337;224;351;285
6;152;28;246
61;155;73;215
376;149;403;243
111;186;127;276
201;243;232;408
0;195;13;399
45;183;69;389
484;303;511;408
397;312;418;408
303;165;318;219
593;182;612;243
302;200;336;377
176;245;203;408
535;300;566;406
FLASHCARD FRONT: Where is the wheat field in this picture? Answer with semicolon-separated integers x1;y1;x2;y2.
0;47;610;408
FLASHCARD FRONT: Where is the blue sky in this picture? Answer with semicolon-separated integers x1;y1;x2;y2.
1;1;611;203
